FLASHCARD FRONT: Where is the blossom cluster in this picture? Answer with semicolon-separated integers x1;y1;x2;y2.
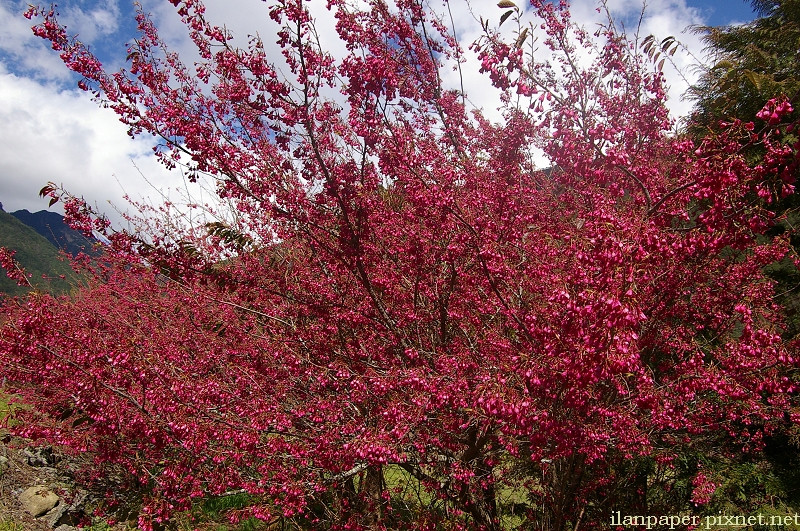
3;0;800;529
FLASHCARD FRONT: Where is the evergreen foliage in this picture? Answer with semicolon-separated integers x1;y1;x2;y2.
687;0;800;135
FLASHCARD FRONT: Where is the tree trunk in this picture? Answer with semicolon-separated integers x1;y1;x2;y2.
360;465;386;528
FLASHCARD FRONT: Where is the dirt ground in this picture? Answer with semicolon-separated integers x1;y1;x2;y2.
0;434;94;530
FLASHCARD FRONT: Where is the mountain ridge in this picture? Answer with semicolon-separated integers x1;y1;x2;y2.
10;208;99;258
0;209;77;298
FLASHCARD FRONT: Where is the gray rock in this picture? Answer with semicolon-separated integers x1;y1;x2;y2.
23;446;59;467
68;490;88;511
54;526;76;531
45;503;70;528
44;490;89;528
19;485;60;517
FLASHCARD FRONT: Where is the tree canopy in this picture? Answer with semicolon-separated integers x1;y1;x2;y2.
687;0;800;135
2;1;800;530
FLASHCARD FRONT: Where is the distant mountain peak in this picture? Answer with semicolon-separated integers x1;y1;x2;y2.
10;209;98;257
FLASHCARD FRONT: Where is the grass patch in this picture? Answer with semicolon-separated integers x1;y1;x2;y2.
0;388;24;431
0;390;13;432
0;391;10;417
384;465;435;507
383;463;533;529
200;492;254;518
0;520;23;531
173;492;271;531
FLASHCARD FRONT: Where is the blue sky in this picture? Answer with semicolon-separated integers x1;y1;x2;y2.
689;0;757;26
0;0;765;224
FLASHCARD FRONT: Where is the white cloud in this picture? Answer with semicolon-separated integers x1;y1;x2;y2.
0;66;204;228
589;0;710;118
0;0;723;228
0;0;124;80
60;0;121;43
424;0;713;125
0;0;75;81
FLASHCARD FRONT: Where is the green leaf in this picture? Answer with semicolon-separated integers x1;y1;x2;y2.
744;70;763;90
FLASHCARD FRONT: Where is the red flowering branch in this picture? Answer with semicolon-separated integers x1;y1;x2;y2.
0;248;32;288
4;0;800;529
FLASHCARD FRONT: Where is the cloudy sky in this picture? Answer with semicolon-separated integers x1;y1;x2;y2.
0;0;758;227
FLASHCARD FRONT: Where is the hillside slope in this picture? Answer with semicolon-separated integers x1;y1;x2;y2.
11;209;98;257
0;210;77;298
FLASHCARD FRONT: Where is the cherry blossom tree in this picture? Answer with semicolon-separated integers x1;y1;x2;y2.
2;0;800;529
